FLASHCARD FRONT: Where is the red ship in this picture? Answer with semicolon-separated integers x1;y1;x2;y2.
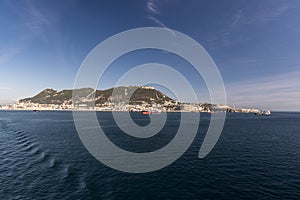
141;110;161;115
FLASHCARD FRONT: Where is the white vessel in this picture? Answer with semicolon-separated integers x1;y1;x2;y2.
255;110;271;116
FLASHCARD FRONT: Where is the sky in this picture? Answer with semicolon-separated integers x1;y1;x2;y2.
0;0;300;111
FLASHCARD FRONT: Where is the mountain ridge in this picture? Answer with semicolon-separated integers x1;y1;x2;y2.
19;86;175;106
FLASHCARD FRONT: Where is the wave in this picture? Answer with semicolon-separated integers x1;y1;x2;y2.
22;142;39;152
61;165;70;179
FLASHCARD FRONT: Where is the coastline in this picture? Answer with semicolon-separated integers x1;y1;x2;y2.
0;108;265;114
0;108;207;113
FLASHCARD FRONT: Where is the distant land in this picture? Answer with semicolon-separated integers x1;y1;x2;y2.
0;86;267;114
19;86;173;106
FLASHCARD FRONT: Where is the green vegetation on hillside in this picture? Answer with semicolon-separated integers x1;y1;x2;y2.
19;86;174;105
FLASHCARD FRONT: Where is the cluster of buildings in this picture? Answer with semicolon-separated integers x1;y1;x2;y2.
0;101;261;114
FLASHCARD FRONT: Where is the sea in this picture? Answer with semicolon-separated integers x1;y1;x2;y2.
0;111;300;199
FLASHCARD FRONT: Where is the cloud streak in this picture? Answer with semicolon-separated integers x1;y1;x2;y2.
147;0;160;14
0;47;22;64
145;0;177;38
208;2;300;48
146;0;168;28
0;0;56;64
5;0;53;42
147;16;167;28
226;70;300;111
21;0;52;42
241;3;300;25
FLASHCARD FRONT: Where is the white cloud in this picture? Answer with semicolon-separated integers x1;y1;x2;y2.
147;0;159;14
145;1;176;37
226;70;300;111
147;16;167;28
0;87;11;90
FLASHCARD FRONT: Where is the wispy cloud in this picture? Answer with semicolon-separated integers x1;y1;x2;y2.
0;47;22;64
226;70;300;111
0;87;12;91
207;9;245;48
241;3;300;25
147;16;167;28
21;1;52;42
145;0;168;28
145;0;177;39
147;0;160;14
5;0;53;42
0;0;63;64
0;1;50;65
208;2;300;48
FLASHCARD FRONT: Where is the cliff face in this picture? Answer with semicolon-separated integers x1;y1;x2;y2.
19;86;174;105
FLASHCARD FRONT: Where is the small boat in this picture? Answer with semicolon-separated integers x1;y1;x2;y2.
255;110;271;116
33;109;41;112
262;110;271;116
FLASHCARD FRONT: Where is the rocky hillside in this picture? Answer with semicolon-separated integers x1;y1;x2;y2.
19;86;174;106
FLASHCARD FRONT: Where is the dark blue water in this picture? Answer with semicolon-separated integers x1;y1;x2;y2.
1;111;300;199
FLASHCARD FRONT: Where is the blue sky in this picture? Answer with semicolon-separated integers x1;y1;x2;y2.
0;0;300;111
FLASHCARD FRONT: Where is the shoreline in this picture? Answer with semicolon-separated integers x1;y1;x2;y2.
0;108;274;114
0;108;226;113
0;108;206;113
